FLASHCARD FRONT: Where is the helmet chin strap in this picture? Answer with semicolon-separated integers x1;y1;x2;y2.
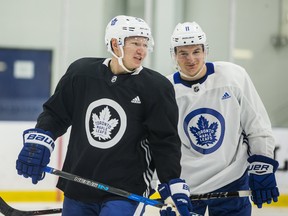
178;62;206;80
110;46;135;73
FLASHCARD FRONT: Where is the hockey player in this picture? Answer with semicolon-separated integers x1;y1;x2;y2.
160;21;280;216
15;15;193;216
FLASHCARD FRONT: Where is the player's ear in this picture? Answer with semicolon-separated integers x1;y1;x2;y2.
111;39;119;51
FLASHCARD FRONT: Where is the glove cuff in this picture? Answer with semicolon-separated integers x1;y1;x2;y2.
158;183;171;200
169;178;190;197
23;128;55;153
248;155;279;174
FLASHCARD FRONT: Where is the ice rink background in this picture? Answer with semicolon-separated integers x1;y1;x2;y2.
0;0;288;215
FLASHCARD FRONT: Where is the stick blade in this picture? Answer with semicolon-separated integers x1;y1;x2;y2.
0;197;62;216
0;197;16;216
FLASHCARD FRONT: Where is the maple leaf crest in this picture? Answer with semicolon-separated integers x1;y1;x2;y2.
190;115;218;146
91;106;119;140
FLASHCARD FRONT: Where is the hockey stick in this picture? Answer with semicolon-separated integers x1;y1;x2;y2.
44;166;164;207
45;167;203;216
0;196;62;216
1;166;251;216
0;190;252;216
45;167;252;203
190;190;251;200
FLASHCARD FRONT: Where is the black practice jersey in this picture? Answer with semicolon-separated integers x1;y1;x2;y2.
36;58;181;202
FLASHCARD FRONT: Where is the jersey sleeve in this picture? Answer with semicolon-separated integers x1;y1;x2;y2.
143;78;182;183
36;60;77;138
36;58;107;138
238;67;275;158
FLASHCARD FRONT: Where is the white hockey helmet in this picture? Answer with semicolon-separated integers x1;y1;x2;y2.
171;22;207;56
105;15;154;53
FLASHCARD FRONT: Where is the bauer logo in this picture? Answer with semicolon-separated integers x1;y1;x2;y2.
183;108;225;154
248;162;273;175
85;99;127;149
26;133;54;147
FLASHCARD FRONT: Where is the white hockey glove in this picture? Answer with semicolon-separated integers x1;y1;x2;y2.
160;204;177;216
141;204;178;216
158;178;193;216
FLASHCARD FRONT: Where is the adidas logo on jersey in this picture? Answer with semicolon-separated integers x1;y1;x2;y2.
131;96;141;104
222;92;231;100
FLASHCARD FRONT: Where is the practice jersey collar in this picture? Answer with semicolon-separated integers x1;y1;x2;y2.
103;58;143;75
173;62;214;87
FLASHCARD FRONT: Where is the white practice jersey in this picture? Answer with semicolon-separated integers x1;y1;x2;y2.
167;61;275;194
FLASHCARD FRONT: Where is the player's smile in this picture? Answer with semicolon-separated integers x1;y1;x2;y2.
176;44;206;79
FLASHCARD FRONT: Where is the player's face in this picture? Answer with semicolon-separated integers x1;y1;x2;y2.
175;44;206;77
122;36;148;70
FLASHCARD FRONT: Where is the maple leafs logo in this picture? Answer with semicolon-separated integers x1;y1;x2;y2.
111;18;118;26
190;115;218;146
91;106;119;140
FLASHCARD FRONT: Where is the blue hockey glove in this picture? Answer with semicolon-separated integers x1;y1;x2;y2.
247;155;279;208
158;178;193;216
16;128;55;184
160;205;176;216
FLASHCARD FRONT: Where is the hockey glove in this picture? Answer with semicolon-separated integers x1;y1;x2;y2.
158;178;193;216
140;203;178;216
160;204;177;216
16;128;55;184
247;155;279;208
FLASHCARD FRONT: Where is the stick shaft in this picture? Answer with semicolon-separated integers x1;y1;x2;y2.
44;166;163;207
45;167;251;202
1;168;251;216
190;190;252;200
